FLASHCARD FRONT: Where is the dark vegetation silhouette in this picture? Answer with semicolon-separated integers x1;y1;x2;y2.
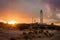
17;24;30;30
10;38;15;40
17;23;60;30
0;22;60;30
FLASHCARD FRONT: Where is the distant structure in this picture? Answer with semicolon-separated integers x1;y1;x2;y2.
32;17;33;23
40;10;43;24
32;17;36;23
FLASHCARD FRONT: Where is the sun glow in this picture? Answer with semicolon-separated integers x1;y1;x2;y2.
8;20;18;24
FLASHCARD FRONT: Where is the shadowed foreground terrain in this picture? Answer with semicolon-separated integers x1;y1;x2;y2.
0;22;60;40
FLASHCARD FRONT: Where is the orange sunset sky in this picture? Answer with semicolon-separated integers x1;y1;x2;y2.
0;0;60;24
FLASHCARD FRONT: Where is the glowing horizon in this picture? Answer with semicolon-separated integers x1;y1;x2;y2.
0;0;60;24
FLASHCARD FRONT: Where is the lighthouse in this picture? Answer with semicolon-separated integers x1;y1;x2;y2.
40;10;43;24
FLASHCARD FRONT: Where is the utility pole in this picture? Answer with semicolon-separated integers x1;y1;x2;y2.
32;17;33;23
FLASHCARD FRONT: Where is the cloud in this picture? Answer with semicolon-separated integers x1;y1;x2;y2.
0;0;17;12
42;0;60;23
0;0;42;23
43;0;60;9
0;0;60;23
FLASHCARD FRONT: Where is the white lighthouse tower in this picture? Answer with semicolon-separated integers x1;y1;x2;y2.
40;10;43;24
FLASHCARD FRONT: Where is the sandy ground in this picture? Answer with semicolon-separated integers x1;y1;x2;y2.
0;30;59;40
51;31;60;40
